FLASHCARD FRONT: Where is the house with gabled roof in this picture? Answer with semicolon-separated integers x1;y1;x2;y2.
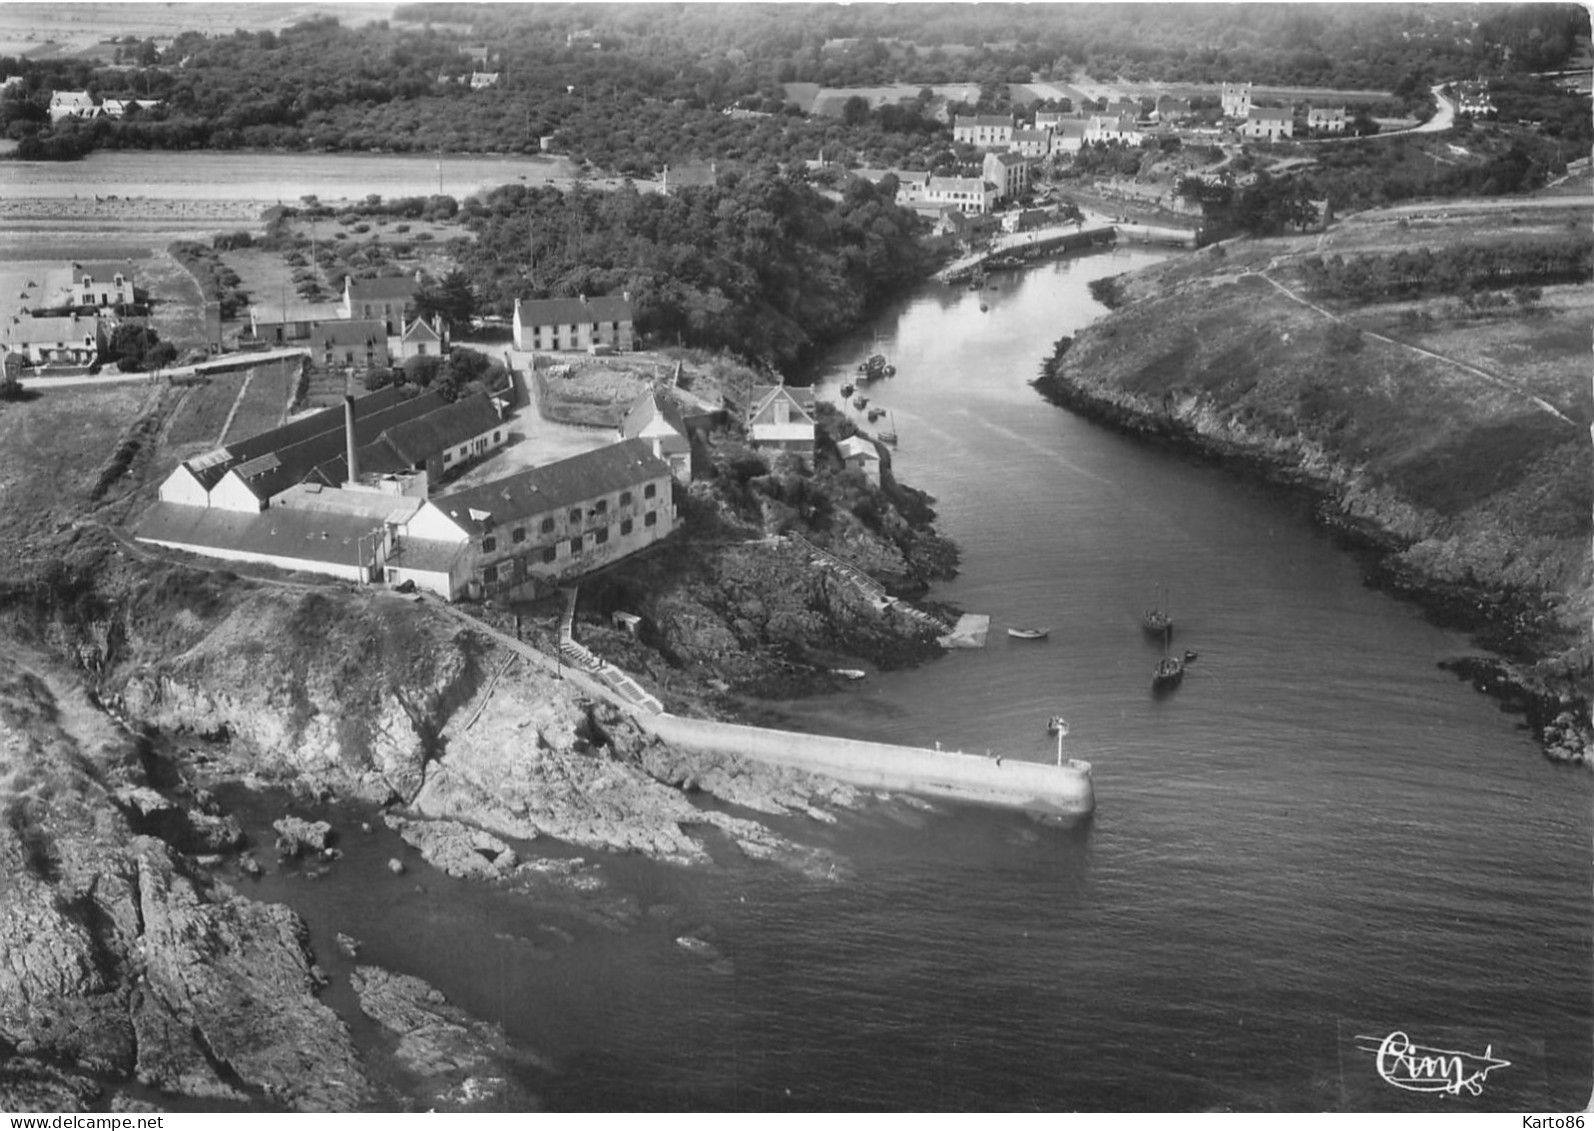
1009;128;1053;159
469;72;500;90
925;176;995;214
1154;96;1192;123
413;438;676;598
341;274;419;334
1307;105;1347;134
48;261;136;309
311;319;390;373
746;385;815;453
660;162;718;194
3;312;109;367
1221;82;1253;118
513;293;633;352
983;150;1031;201
953;114;1014;148
618;389;693;481
836;435;882;485
48;91;94;122
395;315;448;361
1242;107;1293;142
1085;115;1144;145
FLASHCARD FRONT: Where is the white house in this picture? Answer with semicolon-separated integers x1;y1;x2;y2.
1221;82;1253;118
2;313;108;366
342;275;418;334
1242;107;1294;142
952;114;1014;148
746;385;816;453
48;91;94;122
925;176;995;214
1084;115;1144;146
1307;106;1347;133
513;294;634;352
836;435;882;485
983;150;1031;201
618;390;693;482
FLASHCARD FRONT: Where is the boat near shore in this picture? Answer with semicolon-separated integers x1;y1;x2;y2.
1008;626;1050;640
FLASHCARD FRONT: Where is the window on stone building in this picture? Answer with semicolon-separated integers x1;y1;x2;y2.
483;536;497;553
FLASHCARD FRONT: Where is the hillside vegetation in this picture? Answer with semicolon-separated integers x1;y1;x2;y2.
1036;199;1592;758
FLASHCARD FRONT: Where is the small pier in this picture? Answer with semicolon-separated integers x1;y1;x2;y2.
938;223;1116;283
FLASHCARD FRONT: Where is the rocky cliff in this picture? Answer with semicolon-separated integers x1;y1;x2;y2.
1032;229;1592;763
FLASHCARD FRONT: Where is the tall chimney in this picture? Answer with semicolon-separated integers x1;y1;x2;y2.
344;395;360;486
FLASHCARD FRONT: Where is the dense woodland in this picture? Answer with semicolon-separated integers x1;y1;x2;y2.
0;3;1586;169
448;171;929;368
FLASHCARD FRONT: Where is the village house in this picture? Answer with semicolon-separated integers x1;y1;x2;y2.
459;45;492;64
836;435;882;485
98;98;162;118
48;91;94;122
618;389;694;482
1307;105;1347;133
1242;107;1294;142
1456;84;1496;115
983;150;1031;201
659;161;718;194
512;293;634;353
312;320;390;373
1047;119;1089;155
414;438;677;600
41;261;137;309
1103;98;1142;120
341;275;419;334
2;312;108;367
745;384;816;453
1033;110;1073;131
1001;207;1055;234
952;114;1014;148
1221;82;1253;118
1154;96;1193;123
469;72;500;90
1084;115;1144;146
393;315;448;361
1009;128;1053;159
924;175;995;214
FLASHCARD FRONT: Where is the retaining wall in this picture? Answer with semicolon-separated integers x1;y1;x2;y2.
638;712;1095;820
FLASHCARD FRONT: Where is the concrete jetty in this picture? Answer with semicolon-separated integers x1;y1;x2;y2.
640;712;1095;821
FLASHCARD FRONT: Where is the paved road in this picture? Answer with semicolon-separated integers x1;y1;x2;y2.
19;347;309;390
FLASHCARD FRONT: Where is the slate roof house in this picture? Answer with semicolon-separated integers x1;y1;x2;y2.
1242;107;1294;141
411;438;676;599
3;313;109;366
513;294;634;353
341;275;419;334
618;390;693;481
311;320;390;373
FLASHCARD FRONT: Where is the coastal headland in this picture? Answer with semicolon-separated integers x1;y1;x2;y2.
1032;197;1593;764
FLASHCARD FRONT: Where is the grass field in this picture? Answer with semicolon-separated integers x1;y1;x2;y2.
0;383;170;553
164;372;245;451
222;359;299;441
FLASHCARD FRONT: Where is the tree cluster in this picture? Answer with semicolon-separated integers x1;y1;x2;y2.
451;168;928;369
1299;234;1594;303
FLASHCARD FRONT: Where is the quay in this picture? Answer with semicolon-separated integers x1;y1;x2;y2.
936;219;1199;283
432;598;1094;821
639;712;1095;821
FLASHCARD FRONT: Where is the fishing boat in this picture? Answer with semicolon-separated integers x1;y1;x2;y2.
1152;654;1185;688
1047;715;1069;736
857;353;892;381
839;382;854;398
829;668;867;681
1143;586;1173;637
852;394;869;409
867;406;885;422
1008;626;1050;640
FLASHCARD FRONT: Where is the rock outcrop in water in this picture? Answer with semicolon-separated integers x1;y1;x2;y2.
0;652;371;1111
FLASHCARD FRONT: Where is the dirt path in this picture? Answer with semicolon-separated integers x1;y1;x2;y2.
1249;269;1579;427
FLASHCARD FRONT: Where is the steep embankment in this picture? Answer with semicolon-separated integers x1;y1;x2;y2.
1034;214;1592;762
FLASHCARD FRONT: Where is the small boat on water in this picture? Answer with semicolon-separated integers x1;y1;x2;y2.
867;406;885;422
877;413;898;445
1152;655;1185;688
839;382;854;397
853;394;869;409
1008;626;1050;640
857;353;892;381
830;668;867;681
1143;586;1174;637
1047;715;1069;736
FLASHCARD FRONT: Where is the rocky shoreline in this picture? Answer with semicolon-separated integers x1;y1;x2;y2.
1031;344;1592;767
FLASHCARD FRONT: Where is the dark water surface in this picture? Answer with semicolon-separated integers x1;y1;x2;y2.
226;249;1590;1111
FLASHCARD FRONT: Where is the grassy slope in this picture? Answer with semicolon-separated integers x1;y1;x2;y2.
1043;202;1591;713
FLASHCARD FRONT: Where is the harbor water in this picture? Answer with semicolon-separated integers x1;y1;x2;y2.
219;247;1590;1111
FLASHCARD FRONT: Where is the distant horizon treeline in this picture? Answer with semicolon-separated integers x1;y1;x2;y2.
0;2;1586;167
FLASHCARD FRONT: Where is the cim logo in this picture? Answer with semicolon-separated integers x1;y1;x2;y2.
1354;1030;1511;1097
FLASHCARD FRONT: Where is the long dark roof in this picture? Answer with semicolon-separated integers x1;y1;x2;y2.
310;319;388;349
135;501;385;569
228;391;448;501
515;295;632;327
432;439;669;535
316;394;503;482
346;275;418;301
